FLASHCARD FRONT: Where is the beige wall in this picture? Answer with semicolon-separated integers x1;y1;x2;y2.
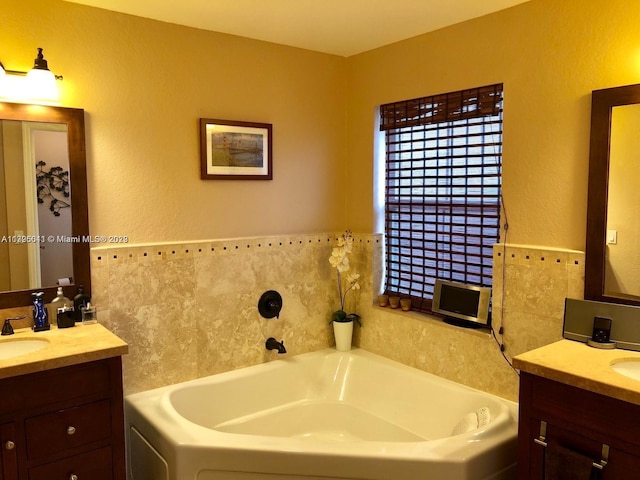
4;0;639;252
2;121;29;289
345;0;640;250
0;125;7;290
1;0;348;242
606;104;640;298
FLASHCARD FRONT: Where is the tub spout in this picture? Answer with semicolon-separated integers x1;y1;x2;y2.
265;337;286;354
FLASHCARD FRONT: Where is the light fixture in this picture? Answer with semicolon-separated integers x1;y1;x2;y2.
0;48;63;103
26;48;59;101
0;61;6;96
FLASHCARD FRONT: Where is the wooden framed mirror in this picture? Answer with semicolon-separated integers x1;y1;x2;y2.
0;102;90;308
585;83;640;305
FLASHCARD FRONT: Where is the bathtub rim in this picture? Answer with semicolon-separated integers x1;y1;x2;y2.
125;347;518;463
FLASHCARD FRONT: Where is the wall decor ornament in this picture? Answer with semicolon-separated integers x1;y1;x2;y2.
200;118;272;180
35;160;70;216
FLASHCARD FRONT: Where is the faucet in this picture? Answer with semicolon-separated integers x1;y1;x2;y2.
2;316;26;336
265;337;286;354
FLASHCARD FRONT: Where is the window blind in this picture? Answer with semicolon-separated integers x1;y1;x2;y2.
380;84;503;313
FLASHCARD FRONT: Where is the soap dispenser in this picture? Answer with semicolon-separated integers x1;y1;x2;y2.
32;291;50;332
73;285;90;323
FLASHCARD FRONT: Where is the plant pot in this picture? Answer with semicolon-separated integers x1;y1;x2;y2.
332;321;354;352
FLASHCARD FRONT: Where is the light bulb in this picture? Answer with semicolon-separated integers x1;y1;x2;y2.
0;62;6;98
26;67;58;101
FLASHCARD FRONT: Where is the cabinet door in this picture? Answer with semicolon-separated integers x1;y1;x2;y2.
0;423;18;480
527;419;640;480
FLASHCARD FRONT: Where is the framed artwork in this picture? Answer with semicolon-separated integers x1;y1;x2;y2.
200;118;272;180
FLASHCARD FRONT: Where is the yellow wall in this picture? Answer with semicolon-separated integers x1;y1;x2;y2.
1;0;348;242
346;0;640;250
1;121;29;289
0;125;8;290
606;104;640;298
4;0;640;250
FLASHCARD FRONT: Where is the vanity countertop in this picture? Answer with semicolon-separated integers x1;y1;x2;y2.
0;323;128;379
514;339;640;406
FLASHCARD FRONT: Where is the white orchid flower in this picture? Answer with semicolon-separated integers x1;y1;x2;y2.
329;231;360;315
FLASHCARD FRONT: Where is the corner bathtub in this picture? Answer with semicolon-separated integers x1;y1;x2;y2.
125;348;518;480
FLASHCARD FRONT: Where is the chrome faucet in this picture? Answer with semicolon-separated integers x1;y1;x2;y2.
265;337;286;354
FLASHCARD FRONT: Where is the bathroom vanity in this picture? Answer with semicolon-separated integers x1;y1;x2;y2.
0;324;127;480
514;340;640;479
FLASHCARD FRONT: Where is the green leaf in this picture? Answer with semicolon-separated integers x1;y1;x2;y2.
329;310;362;326
347;313;362;327
330;310;347;323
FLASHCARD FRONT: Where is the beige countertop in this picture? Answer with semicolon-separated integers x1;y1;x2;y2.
514;339;640;406
0;323;128;379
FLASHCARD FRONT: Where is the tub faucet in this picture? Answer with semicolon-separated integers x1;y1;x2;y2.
265;337;286;354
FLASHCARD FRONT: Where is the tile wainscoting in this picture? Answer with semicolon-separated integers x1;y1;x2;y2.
91;233;374;394
89;235;583;400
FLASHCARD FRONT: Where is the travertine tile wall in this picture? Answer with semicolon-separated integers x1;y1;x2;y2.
91;233;374;394
492;244;585;360
355;242;584;401
90;234;584;400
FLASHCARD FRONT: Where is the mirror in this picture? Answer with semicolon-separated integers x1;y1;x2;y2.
0;102;90;309
585;83;640;306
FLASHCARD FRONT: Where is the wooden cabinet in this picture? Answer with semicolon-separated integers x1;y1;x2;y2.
1;423;19;479
518;372;640;479
0;357;125;480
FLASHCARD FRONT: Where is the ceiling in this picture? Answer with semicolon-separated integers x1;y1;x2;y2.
64;0;530;57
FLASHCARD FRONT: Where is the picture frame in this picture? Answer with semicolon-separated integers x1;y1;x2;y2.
200;118;273;180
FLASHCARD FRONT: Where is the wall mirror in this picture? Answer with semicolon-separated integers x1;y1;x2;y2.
0;102;90;308
585;83;640;306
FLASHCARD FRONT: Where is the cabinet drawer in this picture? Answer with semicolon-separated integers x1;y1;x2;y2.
0;360;111;416
26;400;112;460
28;446;112;480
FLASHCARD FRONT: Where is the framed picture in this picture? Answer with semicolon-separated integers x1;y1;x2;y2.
200;118;273;180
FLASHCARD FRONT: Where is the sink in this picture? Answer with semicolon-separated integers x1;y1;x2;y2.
611;359;640;381
0;338;49;360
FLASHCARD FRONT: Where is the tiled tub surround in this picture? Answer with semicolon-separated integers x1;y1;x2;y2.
91;233;374;395
89;234;584;401
354;243;584;402
492;244;585;360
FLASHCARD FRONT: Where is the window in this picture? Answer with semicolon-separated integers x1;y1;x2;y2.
380;84;503;313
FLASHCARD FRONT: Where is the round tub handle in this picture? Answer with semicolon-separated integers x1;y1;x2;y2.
70;474;78;480
67;426;76;435
5;440;15;450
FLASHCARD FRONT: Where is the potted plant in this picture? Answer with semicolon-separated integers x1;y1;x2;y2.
329;230;361;351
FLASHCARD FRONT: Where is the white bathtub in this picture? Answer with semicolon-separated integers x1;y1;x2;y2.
125;348;518;480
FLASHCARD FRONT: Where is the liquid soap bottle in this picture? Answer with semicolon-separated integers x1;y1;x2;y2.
32;291;50;332
73;285;90;323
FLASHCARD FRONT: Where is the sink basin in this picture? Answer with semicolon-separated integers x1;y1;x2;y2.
0;338;49;360
611;360;640;381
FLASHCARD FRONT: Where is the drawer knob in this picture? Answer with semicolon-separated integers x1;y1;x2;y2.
67;426;76;435
5;440;15;450
70;475;78;480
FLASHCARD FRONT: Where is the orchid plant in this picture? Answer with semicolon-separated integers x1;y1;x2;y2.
328;231;362;325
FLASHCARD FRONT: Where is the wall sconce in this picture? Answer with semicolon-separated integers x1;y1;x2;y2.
0;48;63;103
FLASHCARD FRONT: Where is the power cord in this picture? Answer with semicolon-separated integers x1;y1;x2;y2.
489;186;519;376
